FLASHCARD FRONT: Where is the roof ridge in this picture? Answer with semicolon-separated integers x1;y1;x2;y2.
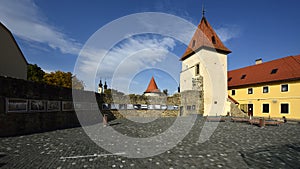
229;55;295;72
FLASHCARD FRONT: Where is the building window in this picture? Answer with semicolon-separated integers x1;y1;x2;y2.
241;74;246;79
195;64;200;75
232;90;236;96
187;105;191;110
212;36;216;44
192;40;196;48
248;88;253;94
281;103;289;114
281;84;288;92
262;104;269;113
263;86;269;93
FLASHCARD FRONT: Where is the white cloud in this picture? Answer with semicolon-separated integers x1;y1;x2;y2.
215;25;241;42
0;0;81;55
42;69;55;74
76;35;180;92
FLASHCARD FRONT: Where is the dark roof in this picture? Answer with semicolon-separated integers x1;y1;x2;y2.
181;17;231;61
144;76;160;93
228;55;300;88
0;22;28;65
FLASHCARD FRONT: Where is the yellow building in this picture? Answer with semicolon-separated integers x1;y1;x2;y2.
228;56;300;120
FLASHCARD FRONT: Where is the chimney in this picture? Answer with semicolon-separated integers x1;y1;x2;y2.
255;58;263;65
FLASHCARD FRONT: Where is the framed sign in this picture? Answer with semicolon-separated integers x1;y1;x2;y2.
126;104;134;110
111;104;119;110
29;100;46;112
161;105;167;110
62;101;74;111
148;105;154;110
119;104;126;110
154;105;161;110
47;101;61;112
6;98;28;113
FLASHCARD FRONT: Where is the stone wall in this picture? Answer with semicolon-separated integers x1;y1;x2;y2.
0;76;180;137
230;102;248;118
180;90;204;116
0;76;109;137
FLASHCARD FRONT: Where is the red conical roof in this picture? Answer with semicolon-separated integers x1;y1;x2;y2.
181;17;231;61
144;76;160;93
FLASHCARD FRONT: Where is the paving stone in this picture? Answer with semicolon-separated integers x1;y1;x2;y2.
0;117;299;168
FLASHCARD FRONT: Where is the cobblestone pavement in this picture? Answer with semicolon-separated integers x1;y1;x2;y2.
1;116;300;169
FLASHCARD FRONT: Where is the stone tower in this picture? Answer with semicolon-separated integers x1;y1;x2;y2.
180;15;231;116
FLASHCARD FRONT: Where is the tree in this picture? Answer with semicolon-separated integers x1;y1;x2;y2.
43;71;84;90
27;64;45;82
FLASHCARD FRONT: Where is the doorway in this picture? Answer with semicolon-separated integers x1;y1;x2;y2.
248;104;253;117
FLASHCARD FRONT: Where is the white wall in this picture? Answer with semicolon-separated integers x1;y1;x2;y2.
180;49;228;116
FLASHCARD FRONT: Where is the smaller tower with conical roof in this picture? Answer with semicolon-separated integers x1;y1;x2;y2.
144;76;162;96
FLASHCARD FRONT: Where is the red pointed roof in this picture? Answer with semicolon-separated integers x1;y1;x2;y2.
144;76;160;93
181;17;231;61
228;55;300;88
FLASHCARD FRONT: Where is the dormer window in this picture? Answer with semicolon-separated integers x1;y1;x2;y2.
271;68;278;74
228;77;232;82
241;74;246;79
192;40;196;48
212;36;216;44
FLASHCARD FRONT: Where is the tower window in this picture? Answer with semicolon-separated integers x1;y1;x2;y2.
195;64;200;75
212;36;216;44
241;74;246;79
192;40;196;48
271;68;278;74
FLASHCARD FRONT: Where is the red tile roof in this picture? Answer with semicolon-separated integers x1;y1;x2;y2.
144;76;160;93
228;55;300;88
180;17;231;61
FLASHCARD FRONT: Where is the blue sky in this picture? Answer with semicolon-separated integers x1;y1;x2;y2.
1;0;300;94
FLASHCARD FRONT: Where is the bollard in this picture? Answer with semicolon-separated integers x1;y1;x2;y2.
259;118;265;127
103;114;108;127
